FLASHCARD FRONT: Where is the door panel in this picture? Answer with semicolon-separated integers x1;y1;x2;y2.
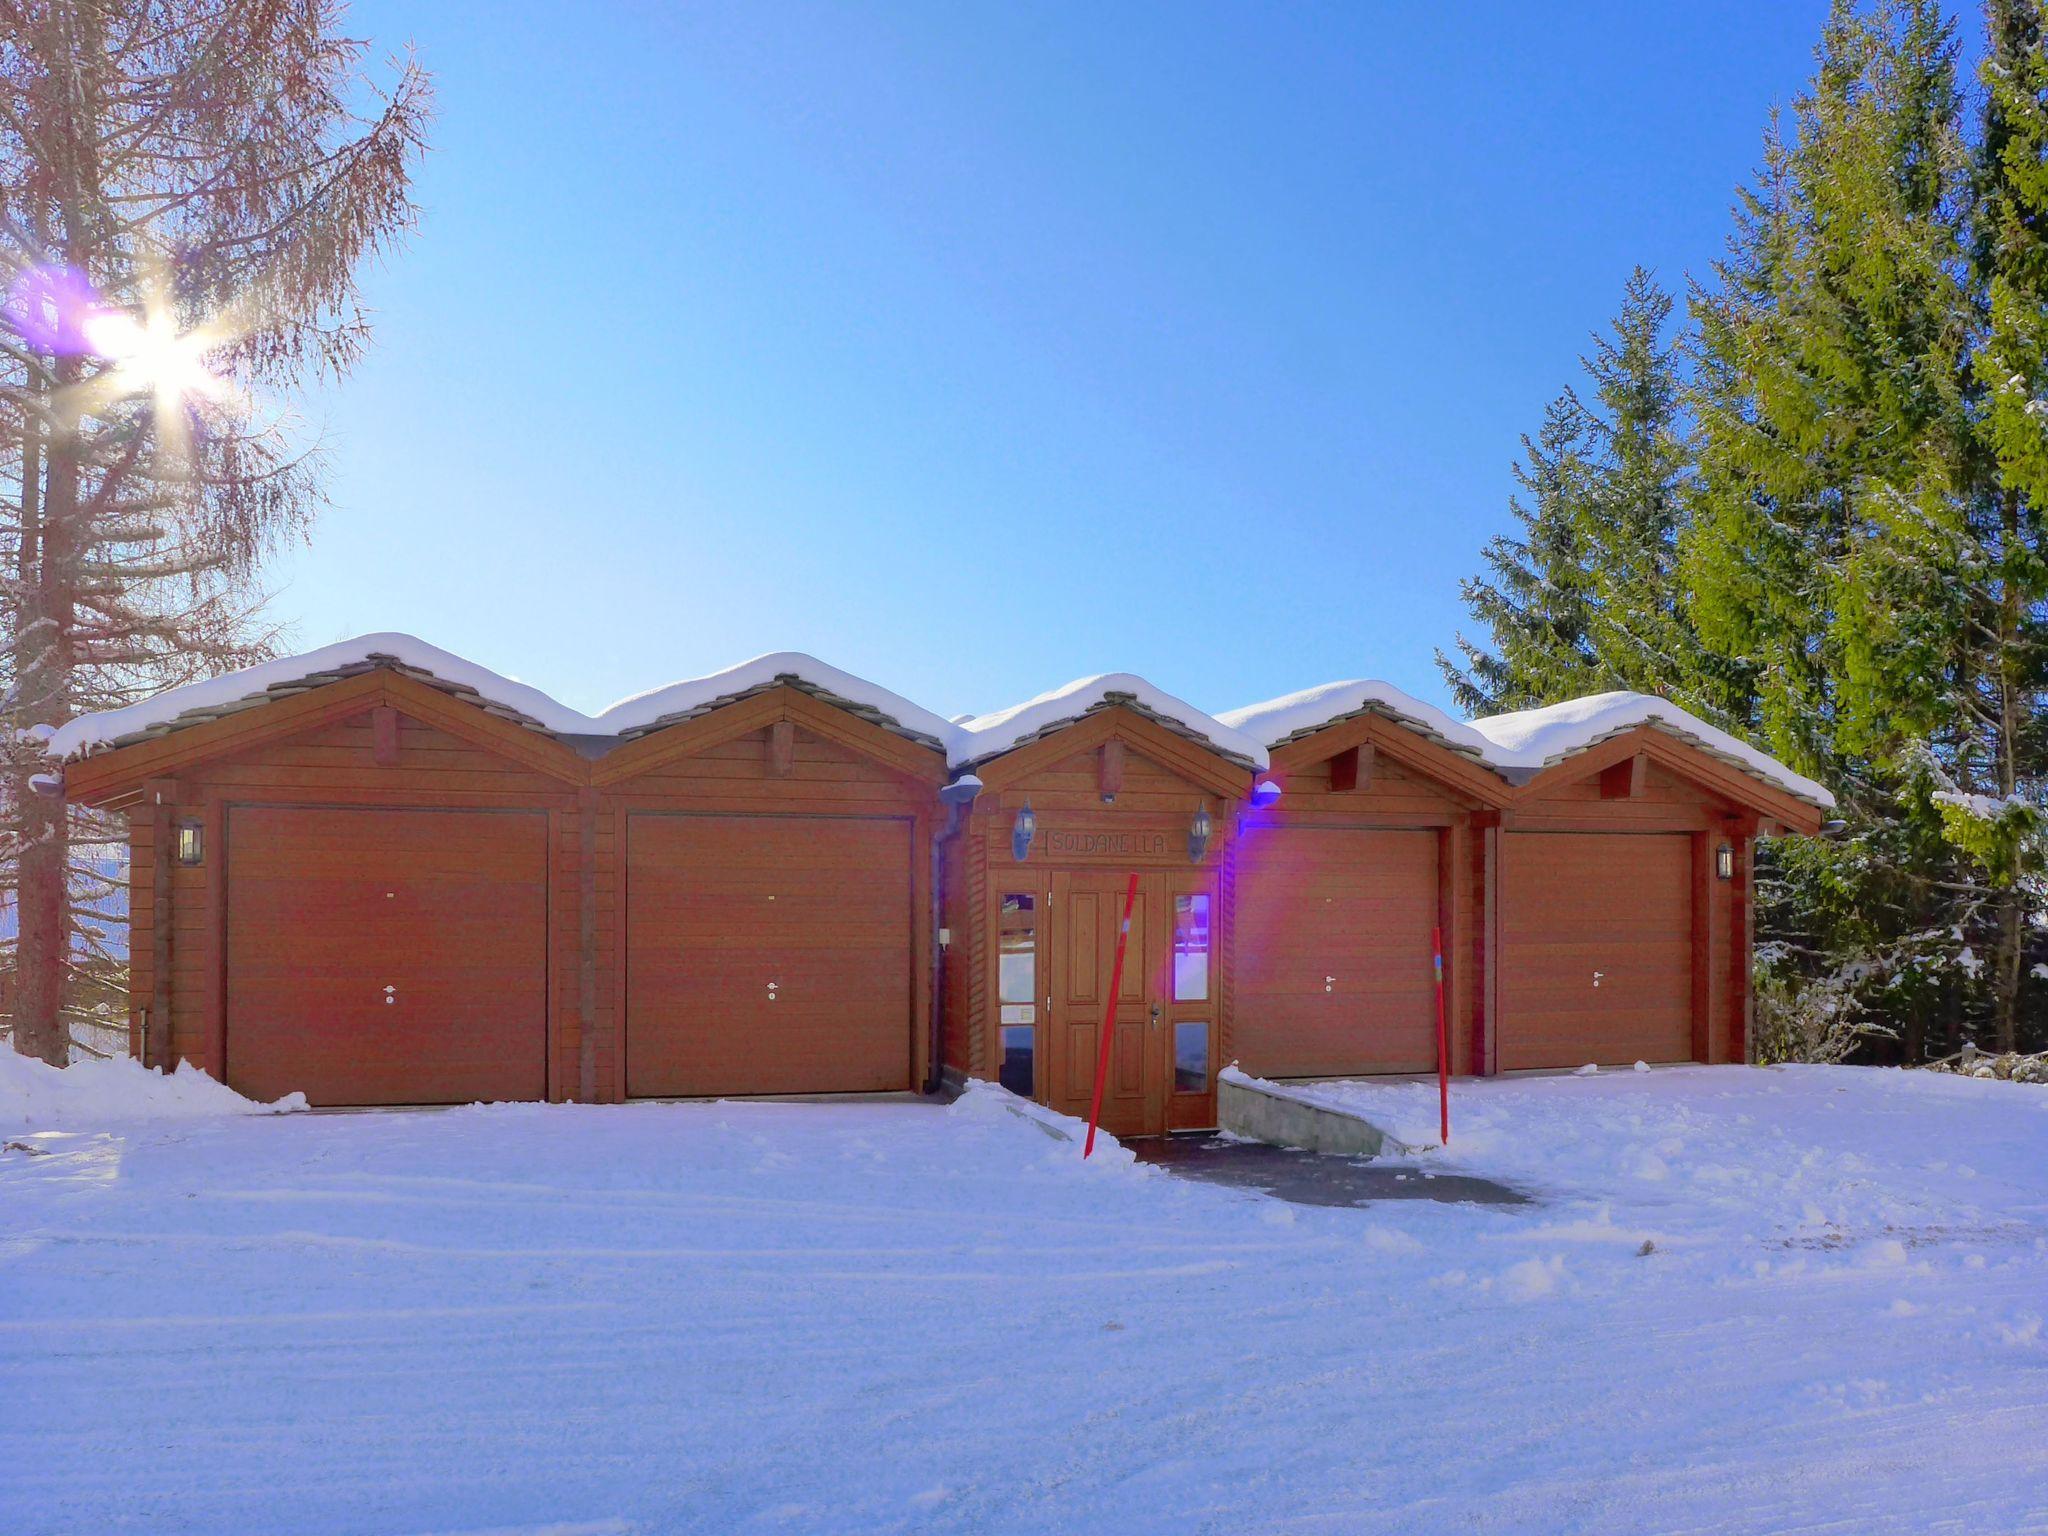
1234;826;1440;1076
1047;871;1162;1137
1501;832;1692;1070
226;806;548;1107
626;813;912;1097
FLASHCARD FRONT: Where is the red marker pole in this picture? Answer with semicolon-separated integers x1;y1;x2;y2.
1433;923;1449;1146
1083;872;1142;1159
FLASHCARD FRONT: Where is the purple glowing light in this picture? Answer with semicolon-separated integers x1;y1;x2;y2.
3;264;112;356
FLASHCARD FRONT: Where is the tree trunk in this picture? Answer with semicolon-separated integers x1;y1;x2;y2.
1994;893;2022;1054
12;358;80;1067
1990;489;2023;1055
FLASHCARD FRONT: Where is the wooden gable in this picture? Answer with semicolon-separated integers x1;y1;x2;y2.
61;669;588;808
593;683;946;792
1509;725;1824;835
965;705;1251;803
1262;710;1513;814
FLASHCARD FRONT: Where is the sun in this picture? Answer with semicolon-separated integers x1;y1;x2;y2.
81;300;233;419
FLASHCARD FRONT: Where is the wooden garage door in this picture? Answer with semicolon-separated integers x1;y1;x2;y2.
1234;827;1440;1077
226;806;549;1106
1501;832;1692;1070
626;814;912;1098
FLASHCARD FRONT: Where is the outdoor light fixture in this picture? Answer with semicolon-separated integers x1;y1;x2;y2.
1012;802;1037;862
1188;802;1213;864
1715;842;1734;881
176;821;204;867
1250;778;1282;810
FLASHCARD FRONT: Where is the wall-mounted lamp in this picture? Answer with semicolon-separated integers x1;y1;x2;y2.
1250;778;1282;810
1012;802;1037;862
176;821;204;867
1715;842;1734;881
1188;802;1213;864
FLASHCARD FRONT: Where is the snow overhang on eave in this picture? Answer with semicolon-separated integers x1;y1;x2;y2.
43;636;959;767
1468;695;1836;813
949;678;1270;775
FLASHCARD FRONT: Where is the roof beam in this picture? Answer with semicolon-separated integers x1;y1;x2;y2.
1600;751;1649;800
1098;738;1126;801
1328;742;1373;793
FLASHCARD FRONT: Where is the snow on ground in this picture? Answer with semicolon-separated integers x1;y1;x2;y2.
2;1066;2045;1535
0;1046;305;1129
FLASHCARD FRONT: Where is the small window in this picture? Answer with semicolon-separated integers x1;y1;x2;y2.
1174;1021;1209;1094
1172;892;1211;1002
999;1024;1036;1097
999;893;1037;1007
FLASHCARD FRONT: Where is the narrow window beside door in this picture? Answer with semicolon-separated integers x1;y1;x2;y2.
999;893;1038;1097
1000;1025;1036;1097
1173;892;1211;1002
1174;1021;1209;1094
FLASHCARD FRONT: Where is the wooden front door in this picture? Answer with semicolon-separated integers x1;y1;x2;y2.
1040;869;1220;1138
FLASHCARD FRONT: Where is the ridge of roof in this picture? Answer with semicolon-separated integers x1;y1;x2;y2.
952;673;1269;772
1223;679;1833;811
42;634;1831;810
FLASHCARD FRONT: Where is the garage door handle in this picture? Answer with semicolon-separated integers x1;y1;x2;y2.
1592;971;1604;988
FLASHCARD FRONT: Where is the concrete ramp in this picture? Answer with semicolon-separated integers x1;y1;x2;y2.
1217;1067;1418;1158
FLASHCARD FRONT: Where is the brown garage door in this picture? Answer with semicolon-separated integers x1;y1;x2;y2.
1234;826;1440;1077
226;806;549;1106
1501;832;1692;1070
626;813;912;1098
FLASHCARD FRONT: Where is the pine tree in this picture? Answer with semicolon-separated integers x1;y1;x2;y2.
1686;0;2048;1059
0;2;432;1063
1945;0;2048;1050
1438;391;1602;713
1440;269;1712;718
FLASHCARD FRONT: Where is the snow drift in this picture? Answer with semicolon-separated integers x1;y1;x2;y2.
0;1050;305;1132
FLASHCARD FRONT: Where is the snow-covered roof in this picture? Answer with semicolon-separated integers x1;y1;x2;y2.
1222;678;1833;811
1217;680;1496;764
1468;692;1835;809
952;674;1269;772
43;633;1831;811
593;651;956;750
43;634;956;762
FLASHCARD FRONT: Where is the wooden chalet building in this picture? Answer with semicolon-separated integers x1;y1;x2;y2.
46;636;1832;1132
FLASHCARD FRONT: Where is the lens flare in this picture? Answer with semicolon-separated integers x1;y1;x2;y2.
82;306;232;413
4;260;242;443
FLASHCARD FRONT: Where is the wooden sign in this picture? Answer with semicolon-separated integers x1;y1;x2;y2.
1040;828;1169;860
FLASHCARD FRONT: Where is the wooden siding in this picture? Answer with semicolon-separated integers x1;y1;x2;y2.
89;669;1811;1119
624;811;913;1097
606;713;935;1100
225;805;549;1105
1247;722;1484;1079
1502;758;1752;1070
948;714;1237;1135
128;707;578;1092
1499;831;1693;1070
1233;826;1440;1076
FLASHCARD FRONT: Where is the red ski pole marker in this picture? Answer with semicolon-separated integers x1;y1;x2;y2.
1433;923;1449;1146
1083;872;1142;1159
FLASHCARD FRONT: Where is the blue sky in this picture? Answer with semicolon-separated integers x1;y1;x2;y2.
277;1;1829;722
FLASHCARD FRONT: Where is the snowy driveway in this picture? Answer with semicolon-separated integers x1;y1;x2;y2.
3;1067;2046;1536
